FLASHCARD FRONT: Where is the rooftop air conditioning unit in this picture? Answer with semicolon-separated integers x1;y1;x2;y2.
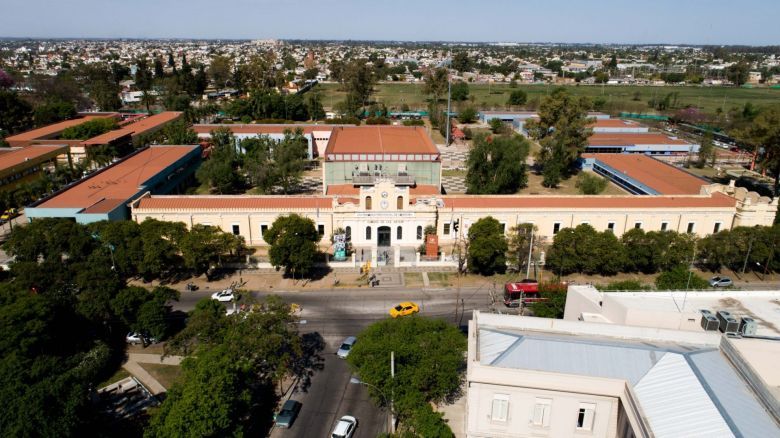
739;317;757;336
717;310;740;333
700;309;719;331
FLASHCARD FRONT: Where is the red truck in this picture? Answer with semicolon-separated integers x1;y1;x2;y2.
503;279;540;307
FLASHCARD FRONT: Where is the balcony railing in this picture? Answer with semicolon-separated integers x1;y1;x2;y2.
352;173;415;186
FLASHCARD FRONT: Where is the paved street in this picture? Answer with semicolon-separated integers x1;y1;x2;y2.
173;285;494;437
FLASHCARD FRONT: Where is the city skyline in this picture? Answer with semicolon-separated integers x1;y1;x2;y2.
2;0;779;45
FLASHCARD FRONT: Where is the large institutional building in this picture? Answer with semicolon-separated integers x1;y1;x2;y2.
127;125;776;257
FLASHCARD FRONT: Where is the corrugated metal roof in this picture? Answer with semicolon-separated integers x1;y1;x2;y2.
477;328;780;438
689;350;780;438
634;353;733;437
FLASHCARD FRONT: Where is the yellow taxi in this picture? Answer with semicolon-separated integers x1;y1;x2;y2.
389;301;419;318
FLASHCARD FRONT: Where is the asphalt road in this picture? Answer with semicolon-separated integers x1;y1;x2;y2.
173;285;496;438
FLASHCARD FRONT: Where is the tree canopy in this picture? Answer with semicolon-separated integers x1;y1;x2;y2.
264;214;321;277
347;316;465;430
466;133;529;194
467;216;508;275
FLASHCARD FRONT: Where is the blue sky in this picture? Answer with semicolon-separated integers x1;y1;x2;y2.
1;0;778;45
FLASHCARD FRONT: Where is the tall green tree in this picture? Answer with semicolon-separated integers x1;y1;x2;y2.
423;68;449;102
467;216;508;275
507;223;537;273
696;132;715;168
347;317;465;425
466;133;529;194
0;90;33;134
507;89;528;106
525;88;593;187
264;214;320;278
162;119;198;145
734;106;780;195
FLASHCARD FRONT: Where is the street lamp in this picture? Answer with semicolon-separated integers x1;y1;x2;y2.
349;377;393;434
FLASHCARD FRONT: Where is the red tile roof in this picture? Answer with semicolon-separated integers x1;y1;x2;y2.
38;145;197;209
442;192;735;209
5;114;118;143
590;119;645;128
0;145;68;174
588;132;690;146
136;196;333;210
582;153;707;195
326;184;441;196
325;126;438;156
82;112;183;145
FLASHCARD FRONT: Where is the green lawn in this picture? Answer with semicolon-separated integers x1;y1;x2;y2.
97;367;131;389
140;363;183;390
317;82;780;115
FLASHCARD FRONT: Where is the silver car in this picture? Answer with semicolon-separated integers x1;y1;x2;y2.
710;276;733;287
336;336;357;359
331;415;357;438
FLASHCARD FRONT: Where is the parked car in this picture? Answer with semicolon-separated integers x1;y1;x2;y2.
337;336;357;359
331;415;357;438
126;332;145;345
211;289;235;302
273;399;302;428
710;276;733;287
389;301;419;318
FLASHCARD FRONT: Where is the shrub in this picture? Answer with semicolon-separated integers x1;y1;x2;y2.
576;172;608;195
655;266;710;290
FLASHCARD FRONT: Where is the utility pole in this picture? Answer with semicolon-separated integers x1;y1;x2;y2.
390;351;396;434
445;72;452;148
742;237;754;274
525;227;534;279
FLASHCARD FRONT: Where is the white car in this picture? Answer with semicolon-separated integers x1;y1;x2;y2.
211;289;235;302
336;336;357;359
331;415;357;438
126;332;145;345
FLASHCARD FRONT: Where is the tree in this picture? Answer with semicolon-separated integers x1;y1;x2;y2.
179;224;244;274
450;51;472;73
488;118;504;134
0;90;33;134
467;217;508;275
341;59;376;113
162;119;198;145
530;283;568;318
423;68;449;101
264;214;320;277
61;118;118;140
575;172;608;194
208;55;233;88
450;81;469;101
507;223;536;273
734;106;780;195
546;224;626;276
146;345;255;437
507;89;528;106
458;106;477;124
696;132;715;168
526;88;593;187
197;128;241;194
347;317;465;428
33;100;77;126
655;266;709;290
726;61;750;86
271;129;309;194
466;133;529;194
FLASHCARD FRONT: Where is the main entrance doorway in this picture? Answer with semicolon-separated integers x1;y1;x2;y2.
377;226;391;247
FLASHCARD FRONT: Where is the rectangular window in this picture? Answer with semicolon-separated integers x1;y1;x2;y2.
687;222;695;234
231;224;240;235
260;224;268;239
634;222;642;229
532;398;552;427
499;223;506;234
661;221;669;231
443;223;451;236
491;394;509;422
577;403;596;431
318;224;325;236
713;222;721;233
553;223;561;234
607;222;615;232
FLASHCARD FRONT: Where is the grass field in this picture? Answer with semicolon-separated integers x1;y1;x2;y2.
317;82;780;115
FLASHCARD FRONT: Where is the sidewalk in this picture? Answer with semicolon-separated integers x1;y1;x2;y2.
121;352;184;395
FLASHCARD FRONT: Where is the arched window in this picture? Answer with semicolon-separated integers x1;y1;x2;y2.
397;226;403;240
416;226;423;240
366;226;372;240
345;226;352;242
365;196;372;210
397;196;404;210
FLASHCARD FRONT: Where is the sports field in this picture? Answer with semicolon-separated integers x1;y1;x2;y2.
316;82;780;115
